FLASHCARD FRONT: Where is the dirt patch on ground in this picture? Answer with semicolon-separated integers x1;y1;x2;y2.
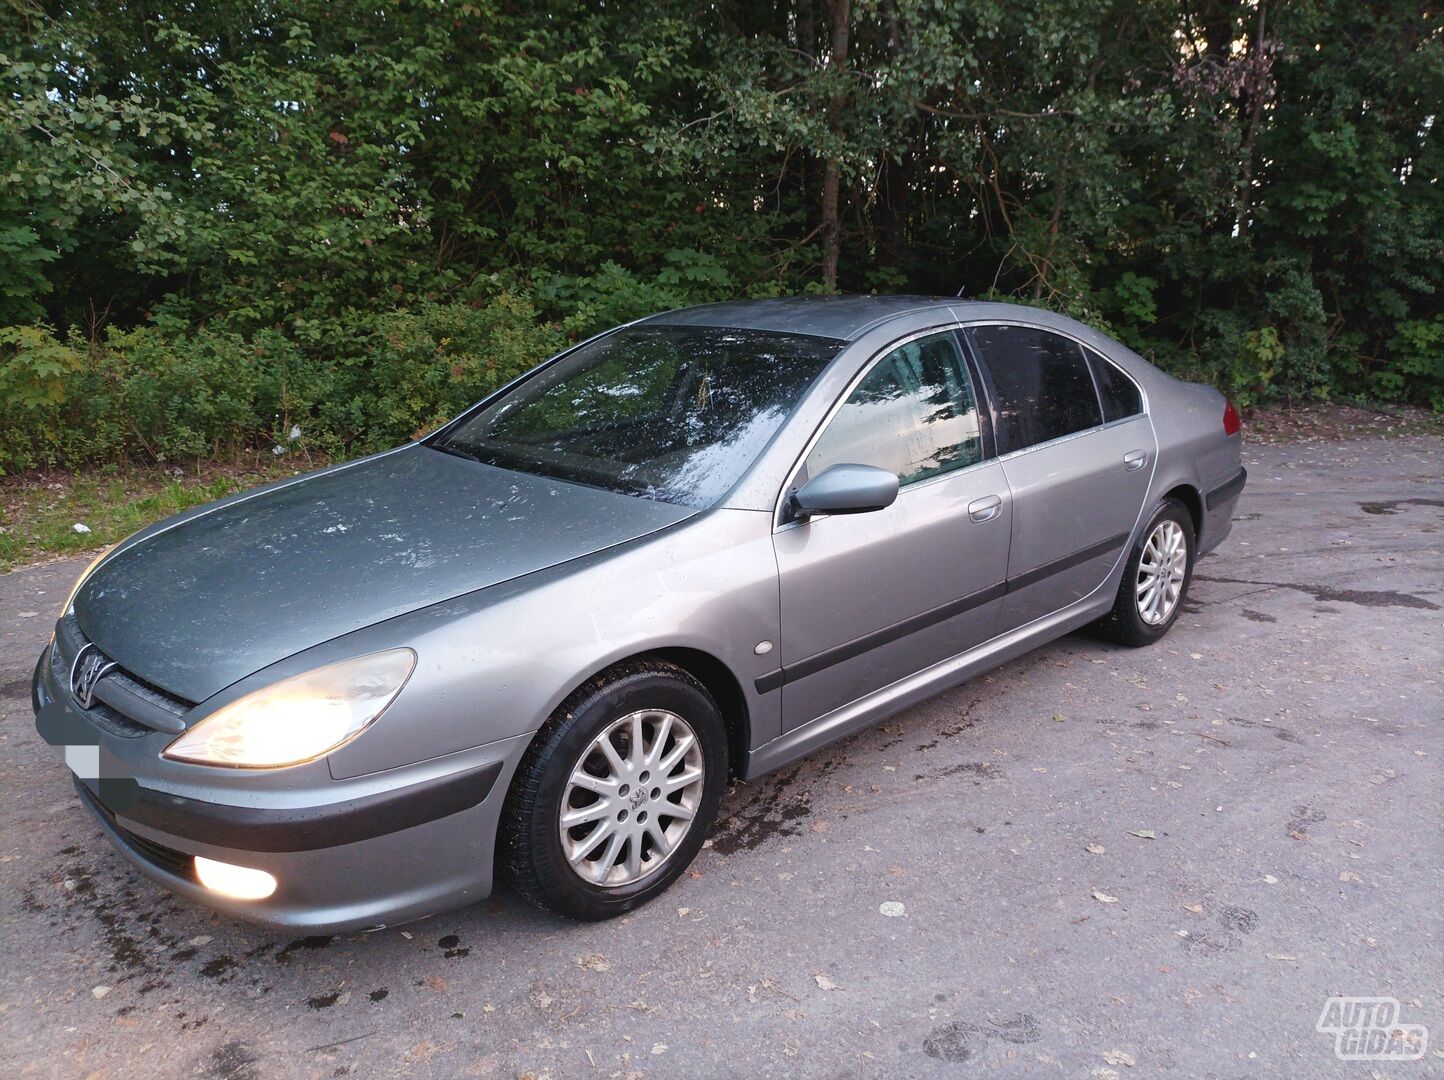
1242;402;1442;445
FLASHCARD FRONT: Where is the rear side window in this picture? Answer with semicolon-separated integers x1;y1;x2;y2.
966;325;1101;453
1087;348;1143;422
807;332;982;486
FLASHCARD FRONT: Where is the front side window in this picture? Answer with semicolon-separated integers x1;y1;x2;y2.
435;326;841;508
966;325;1101;452
1086;347;1143;422
806;332;982;486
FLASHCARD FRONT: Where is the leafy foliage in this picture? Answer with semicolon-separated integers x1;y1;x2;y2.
0;0;1439;474
0;296;559;472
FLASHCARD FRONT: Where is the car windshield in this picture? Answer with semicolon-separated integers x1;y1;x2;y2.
433;325;842;508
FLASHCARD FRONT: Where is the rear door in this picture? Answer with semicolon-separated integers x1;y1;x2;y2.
964;324;1155;630
772;331;1011;730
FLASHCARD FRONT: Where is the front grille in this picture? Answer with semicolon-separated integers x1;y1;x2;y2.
49;640;147;736
76;780;198;883
52;612;192;736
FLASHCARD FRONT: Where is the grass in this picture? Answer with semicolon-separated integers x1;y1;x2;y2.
0;457;328;572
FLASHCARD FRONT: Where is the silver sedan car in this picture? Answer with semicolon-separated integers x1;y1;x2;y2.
32;296;1245;929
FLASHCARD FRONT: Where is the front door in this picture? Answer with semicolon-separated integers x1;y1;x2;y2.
772;331;1012;730
965;324;1156;630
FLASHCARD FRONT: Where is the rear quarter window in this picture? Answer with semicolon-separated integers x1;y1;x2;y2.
1086;347;1143;422
966;325;1102;453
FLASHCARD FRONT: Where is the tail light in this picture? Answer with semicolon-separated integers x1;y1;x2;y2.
1222;399;1242;436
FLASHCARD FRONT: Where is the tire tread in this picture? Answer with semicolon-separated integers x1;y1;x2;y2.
499;659;718;919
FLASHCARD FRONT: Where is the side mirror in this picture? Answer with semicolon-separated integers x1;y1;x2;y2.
790;463;899;520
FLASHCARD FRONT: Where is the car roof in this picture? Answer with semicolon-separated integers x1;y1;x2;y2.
642;295;969;342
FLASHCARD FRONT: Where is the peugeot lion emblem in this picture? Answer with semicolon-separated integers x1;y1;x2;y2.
70;644;118;710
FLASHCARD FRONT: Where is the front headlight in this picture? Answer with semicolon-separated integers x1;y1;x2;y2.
163;649;416;768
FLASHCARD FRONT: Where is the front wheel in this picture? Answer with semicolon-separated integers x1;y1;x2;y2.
1091;498;1195;647
499;660;727;920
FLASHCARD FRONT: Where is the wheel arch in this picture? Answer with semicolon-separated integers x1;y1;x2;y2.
524;647;752;783
1161;483;1204;546
645;647;751;781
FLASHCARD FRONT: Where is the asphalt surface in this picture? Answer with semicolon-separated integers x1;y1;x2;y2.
1;434;1440;1079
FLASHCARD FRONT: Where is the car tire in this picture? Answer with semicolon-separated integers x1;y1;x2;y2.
1091;497;1196;647
499;659;727;920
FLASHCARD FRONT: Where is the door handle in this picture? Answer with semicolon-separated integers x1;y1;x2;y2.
1123;449;1147;472
968;495;1003;523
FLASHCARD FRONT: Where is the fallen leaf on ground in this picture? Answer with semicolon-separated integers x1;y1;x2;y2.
1266;953;1298;961
1181;903;1203;914
1092;889;1121;904
1102;1049;1137;1066
576;954;610;972
1129;829;1156;840
1086;842;1106;855
879;901;906;917
814;974;841;991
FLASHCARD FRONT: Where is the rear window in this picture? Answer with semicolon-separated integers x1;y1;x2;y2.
1087;347;1143;422
966;325;1101;452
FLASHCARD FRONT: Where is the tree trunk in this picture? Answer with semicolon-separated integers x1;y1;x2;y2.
1235;1;1268;239
820;0;851;292
877;0;908;270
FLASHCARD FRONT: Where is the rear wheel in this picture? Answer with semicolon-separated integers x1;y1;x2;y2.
1091;498;1195;647
500;660;726;920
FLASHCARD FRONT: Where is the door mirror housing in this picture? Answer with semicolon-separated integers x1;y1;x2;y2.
790;463;899;520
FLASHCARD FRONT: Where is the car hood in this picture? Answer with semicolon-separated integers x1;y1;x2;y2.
73;446;693;703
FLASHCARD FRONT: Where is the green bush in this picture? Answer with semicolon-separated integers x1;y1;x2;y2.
536;250;735;339
344;294;566;451
0;293;564;475
1379;318;1444;410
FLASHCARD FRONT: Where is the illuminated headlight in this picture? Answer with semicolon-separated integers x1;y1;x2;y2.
163;649;415;768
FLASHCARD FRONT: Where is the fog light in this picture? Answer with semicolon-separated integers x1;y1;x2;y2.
194;856;277;900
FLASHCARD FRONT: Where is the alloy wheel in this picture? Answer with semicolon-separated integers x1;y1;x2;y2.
558;709;705;887
1136;519;1187;625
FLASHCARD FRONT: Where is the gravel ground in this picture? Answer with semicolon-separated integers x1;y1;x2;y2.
1;433;1440;1079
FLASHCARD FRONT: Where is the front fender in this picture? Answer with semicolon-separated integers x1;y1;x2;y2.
322;509;781;779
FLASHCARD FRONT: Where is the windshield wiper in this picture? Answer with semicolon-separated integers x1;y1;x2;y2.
429;440;485;464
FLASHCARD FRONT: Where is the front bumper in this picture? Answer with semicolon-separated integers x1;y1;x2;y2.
33;645;529;933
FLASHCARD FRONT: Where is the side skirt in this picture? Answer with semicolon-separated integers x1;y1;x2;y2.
742;589;1113;781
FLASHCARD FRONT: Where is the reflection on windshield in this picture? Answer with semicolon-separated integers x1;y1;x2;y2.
434;326;842;508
